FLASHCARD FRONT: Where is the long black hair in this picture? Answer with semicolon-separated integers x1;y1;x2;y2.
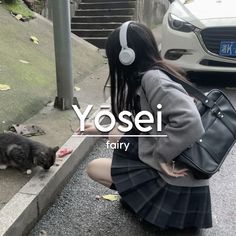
105;22;186;123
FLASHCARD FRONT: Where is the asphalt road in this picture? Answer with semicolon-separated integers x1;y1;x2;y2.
30;77;236;236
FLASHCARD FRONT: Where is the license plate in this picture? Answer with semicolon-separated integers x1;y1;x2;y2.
220;41;236;56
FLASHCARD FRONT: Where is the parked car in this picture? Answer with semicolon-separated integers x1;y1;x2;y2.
161;0;236;72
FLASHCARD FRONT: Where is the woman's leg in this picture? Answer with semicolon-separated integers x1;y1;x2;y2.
86;158;113;188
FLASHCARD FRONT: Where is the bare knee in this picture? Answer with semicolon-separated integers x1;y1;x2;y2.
86;158;112;187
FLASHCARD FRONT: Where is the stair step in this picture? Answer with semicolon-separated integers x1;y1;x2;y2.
80;2;136;9
71;16;133;23
83;37;107;48
71;22;122;29
75;8;135;16
71;0;137;48
72;29;113;37
83;0;136;2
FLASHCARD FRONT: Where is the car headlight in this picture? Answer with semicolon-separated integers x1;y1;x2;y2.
168;13;197;32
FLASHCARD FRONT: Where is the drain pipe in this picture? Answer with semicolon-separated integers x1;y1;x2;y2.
52;0;79;110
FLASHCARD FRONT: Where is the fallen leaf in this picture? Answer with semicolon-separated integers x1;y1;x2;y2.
30;36;38;41
74;86;80;91
30;36;39;44
101;194;119;202
19;59;30;64
0;84;10;91
15;14;23;20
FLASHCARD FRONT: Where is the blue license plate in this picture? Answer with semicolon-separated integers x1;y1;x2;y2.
220;41;236;56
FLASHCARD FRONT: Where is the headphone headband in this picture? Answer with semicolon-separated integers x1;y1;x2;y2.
119;21;133;49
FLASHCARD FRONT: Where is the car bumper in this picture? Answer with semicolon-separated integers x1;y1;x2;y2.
161;18;236;73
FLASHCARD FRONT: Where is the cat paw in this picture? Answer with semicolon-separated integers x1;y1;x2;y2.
26;169;32;175
0;165;7;170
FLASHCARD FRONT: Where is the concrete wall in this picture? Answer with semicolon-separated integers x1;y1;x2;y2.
136;0;170;28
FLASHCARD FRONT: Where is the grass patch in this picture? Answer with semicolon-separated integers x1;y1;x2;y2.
3;0;34;18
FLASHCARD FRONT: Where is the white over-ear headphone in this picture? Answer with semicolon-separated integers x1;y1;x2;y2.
119;21;136;66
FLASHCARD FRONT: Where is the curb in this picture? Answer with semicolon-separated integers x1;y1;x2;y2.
0;134;98;236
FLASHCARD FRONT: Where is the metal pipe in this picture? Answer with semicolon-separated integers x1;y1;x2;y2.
52;0;75;110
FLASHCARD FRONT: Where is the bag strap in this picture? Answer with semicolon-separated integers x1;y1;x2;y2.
157;69;215;108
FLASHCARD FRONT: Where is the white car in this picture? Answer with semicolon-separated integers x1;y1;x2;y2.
161;0;236;72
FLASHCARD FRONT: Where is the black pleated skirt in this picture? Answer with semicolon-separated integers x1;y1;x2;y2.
111;130;212;230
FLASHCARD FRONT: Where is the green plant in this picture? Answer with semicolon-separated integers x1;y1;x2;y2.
3;0;34;18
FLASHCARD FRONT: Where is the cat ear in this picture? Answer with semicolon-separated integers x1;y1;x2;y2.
53;146;59;153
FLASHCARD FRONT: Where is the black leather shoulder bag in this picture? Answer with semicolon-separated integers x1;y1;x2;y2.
164;71;236;179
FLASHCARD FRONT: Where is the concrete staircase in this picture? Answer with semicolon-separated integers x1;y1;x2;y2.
71;0;137;48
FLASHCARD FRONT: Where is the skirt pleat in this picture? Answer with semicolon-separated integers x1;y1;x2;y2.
111;132;212;230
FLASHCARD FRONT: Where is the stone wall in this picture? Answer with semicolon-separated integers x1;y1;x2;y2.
136;0;170;28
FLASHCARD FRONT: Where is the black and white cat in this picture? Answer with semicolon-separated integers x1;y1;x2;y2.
0;133;59;172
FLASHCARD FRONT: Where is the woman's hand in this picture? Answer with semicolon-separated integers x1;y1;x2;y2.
76;122;101;135
159;162;188;178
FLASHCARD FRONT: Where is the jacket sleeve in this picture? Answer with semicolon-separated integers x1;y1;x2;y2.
141;70;205;163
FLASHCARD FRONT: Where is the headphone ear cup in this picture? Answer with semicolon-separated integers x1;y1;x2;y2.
119;48;136;66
